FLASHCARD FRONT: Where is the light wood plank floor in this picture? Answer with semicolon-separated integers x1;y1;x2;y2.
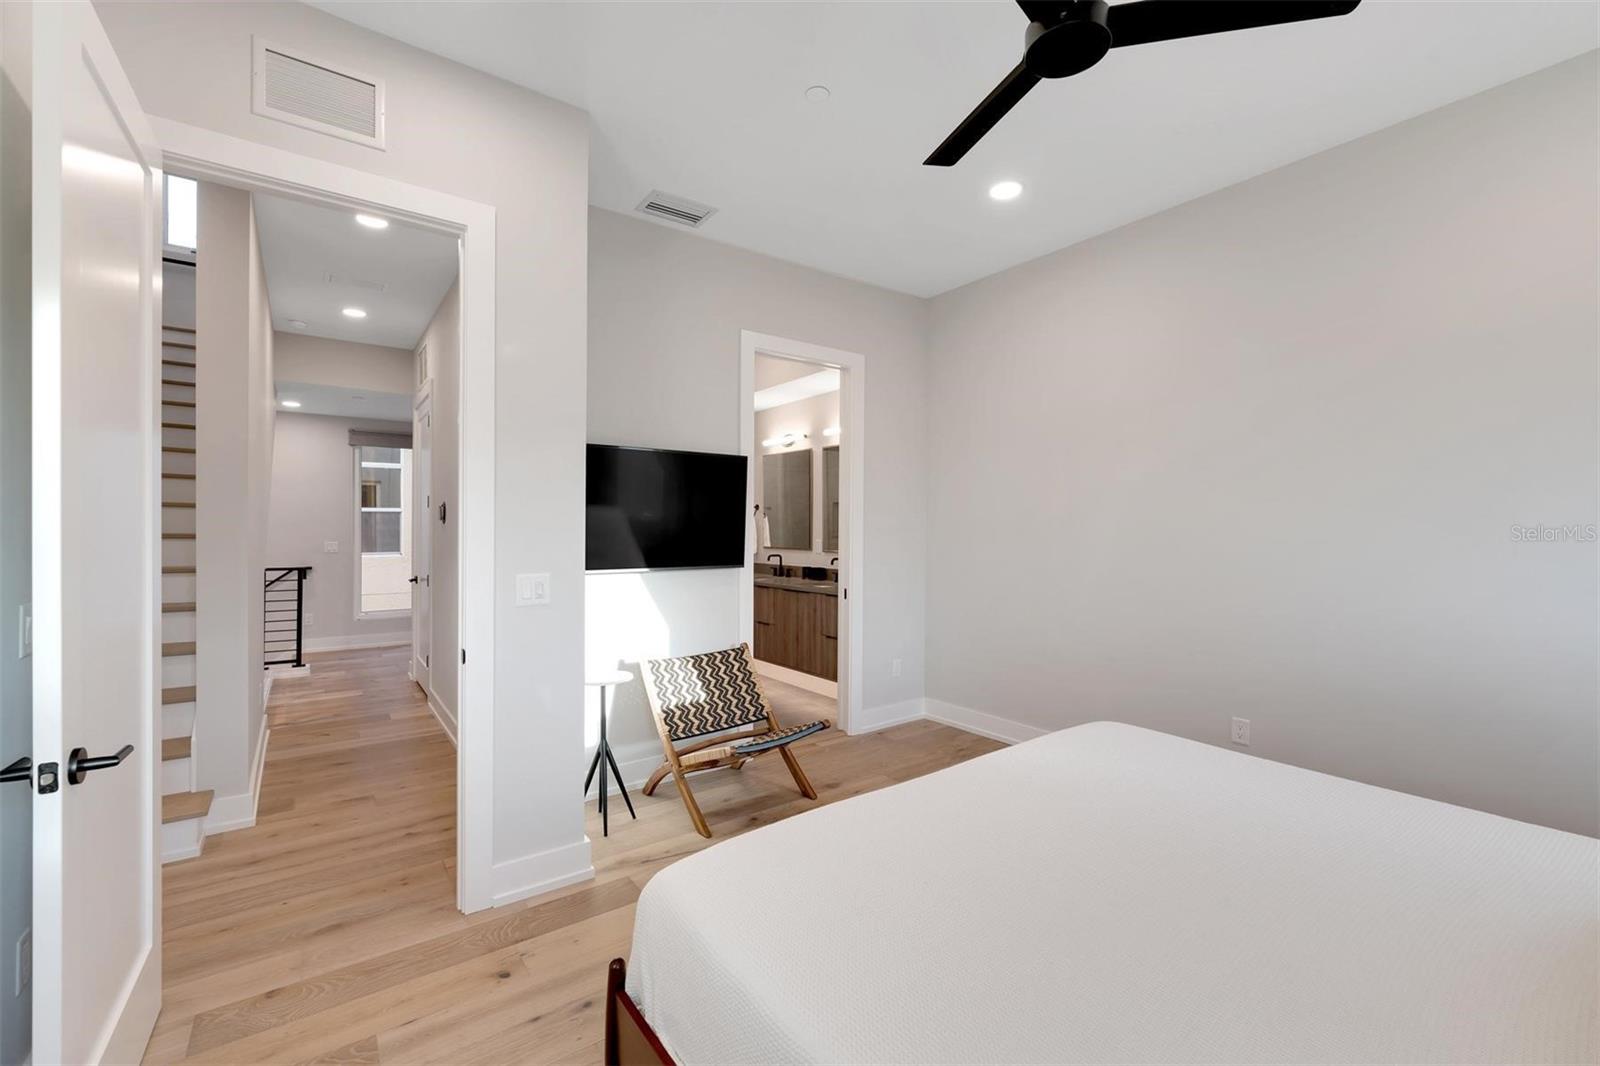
144;646;1001;1064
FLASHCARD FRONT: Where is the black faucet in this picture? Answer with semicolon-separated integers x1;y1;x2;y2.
766;553;784;575
830;557;839;567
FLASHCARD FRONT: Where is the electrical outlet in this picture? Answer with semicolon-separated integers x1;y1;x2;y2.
1231;717;1251;746
304;613;314;627
891;658;903;678
15;927;29;996
323;540;339;553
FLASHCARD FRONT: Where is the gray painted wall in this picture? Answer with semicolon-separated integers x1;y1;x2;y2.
274;332;412;397
99;0;591;886
194;183;275;813
587;206;929;765
0;5;30;1061
267;412;414;649
925;55;1599;836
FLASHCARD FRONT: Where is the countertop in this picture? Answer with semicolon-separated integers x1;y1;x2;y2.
754;575;838;596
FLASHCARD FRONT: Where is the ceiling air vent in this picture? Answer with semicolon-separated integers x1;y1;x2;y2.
635;191;717;228
253;37;385;150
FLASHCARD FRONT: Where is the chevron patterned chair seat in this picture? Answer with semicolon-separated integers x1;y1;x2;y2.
637;643;831;838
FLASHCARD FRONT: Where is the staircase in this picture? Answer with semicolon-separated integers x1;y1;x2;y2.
159;323;213;862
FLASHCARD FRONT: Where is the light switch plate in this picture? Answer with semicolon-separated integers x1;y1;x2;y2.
516;573;551;607
17;603;30;659
323;540;339;553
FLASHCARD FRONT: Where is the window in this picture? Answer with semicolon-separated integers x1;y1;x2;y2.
164;174;197;252
356;445;411;615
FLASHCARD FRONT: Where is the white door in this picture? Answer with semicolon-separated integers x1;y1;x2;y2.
412;389;433;687
31;4;163;1063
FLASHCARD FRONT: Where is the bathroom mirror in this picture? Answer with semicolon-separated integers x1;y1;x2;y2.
823;445;840;553
763;449;812;550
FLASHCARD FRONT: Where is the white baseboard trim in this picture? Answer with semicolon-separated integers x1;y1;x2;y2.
849;697;927;735
426;685;458;747
265;662;310;679
923;698;1047;745
490;839;595;908
303;633;410;654
753;658;838;698
205;717;270;835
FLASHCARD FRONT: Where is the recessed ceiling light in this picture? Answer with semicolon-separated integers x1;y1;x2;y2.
287;319;306;330
988;180;1023;202
804;85;830;103
280;399;302;408
341;307;367;319
354;213;389;230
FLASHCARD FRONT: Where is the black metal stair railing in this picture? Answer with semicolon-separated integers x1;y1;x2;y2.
263;566;311;669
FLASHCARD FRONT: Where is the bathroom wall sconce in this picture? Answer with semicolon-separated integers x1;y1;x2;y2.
761;431;809;448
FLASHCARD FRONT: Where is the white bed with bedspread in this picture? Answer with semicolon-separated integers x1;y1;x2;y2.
625;722;1597;1064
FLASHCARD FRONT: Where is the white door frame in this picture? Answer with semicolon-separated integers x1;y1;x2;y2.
155;119;497;913
739;330;865;733
411;381;433;692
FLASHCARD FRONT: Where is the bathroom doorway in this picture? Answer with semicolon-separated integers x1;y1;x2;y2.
740;331;865;733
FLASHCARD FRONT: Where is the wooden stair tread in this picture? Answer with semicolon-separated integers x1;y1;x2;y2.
163;340;197;350
162;601;196;613
161;378;196;387
162;790;213;824
162;359;197;369
162;685;196;705
162;501;197;508
163;641;197;657
163;324;196;334
162;421;197;430
162;736;192;761
162;446;196;455
164;399;197;409
163;565;197;574
162;533;196;541
162;472;196;480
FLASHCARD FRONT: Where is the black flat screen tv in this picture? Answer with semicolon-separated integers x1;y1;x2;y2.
586;444;748;571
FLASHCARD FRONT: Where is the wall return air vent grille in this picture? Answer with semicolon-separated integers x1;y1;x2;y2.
253;38;386;149
635;191;717;228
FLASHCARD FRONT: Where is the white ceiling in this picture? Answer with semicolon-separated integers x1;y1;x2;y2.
254;191;459;348
754;368;841;412
314;1;1597;297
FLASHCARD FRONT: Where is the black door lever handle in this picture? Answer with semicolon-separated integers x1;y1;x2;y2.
408;576;419;584
1;757;30;784
67;744;134;785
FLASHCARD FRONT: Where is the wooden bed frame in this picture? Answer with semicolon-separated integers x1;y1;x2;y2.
605;958;676;1065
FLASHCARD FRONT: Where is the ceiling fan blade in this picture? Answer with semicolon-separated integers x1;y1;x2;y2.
1107;1;1359;49
924;62;1041;167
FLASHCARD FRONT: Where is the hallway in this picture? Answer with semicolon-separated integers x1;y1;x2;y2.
143;646;999;1064
147;645;457;1063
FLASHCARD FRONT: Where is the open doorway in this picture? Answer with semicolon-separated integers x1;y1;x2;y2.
741;331;868;736
154;167;466;877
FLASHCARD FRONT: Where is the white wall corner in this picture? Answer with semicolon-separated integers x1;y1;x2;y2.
204;716;270;835
847;697;927;736
426;685;458;748
490;839;595;908
923;699;1047;746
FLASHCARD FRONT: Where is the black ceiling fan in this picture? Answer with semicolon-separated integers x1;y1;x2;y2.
925;0;1361;166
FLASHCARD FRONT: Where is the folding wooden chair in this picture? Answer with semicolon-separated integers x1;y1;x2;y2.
637;643;831;837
